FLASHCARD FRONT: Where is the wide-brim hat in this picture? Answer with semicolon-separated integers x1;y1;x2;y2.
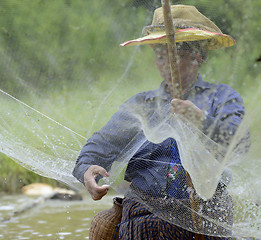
120;5;235;50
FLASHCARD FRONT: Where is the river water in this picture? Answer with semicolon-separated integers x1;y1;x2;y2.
0;193;117;240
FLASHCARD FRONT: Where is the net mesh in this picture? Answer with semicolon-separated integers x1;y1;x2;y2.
0;0;260;238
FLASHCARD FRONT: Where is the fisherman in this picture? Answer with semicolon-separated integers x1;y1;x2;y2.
73;5;248;239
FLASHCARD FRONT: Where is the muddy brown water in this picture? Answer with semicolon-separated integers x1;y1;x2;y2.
0;193;118;239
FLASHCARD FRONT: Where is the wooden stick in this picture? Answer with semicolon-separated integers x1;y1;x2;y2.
161;0;203;233
161;0;183;99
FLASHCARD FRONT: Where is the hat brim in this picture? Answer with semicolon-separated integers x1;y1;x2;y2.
120;28;235;50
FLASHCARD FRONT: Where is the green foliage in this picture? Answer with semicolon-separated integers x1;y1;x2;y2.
0;153;62;193
0;0;148;95
0;0;259;95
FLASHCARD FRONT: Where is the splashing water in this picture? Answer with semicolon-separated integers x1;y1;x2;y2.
0;0;260;238
0;88;86;191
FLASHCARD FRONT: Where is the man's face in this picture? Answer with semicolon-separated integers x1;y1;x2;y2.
153;43;200;91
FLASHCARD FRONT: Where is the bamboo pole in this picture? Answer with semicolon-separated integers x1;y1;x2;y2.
161;0;203;235
161;0;183;99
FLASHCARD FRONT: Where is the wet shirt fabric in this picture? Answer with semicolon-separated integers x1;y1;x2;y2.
124;137;190;198
167;139;189;199
73;74;246;196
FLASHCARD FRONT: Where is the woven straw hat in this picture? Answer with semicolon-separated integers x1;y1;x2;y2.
120;5;235;50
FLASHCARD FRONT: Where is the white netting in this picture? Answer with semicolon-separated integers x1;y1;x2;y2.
0;0;260;238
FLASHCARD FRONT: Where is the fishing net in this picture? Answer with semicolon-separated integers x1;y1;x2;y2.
0;0;260;239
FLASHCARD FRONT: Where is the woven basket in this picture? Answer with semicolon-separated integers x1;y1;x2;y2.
89;197;123;240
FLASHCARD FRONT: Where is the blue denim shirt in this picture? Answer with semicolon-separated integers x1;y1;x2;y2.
73;75;247;195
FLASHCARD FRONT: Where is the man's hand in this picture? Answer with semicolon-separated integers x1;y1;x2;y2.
84;165;110;201
170;98;204;127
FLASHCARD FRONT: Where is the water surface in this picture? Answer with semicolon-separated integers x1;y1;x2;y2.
0;193;117;239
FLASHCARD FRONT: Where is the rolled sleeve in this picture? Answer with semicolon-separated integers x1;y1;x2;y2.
72;96;143;184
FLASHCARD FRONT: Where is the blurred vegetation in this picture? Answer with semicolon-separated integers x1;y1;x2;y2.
0;153;64;193
0;0;148;96
0;0;260;192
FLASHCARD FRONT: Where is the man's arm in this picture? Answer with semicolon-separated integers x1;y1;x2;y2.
170;84;249;148
73;96;143;199
202;84;249;148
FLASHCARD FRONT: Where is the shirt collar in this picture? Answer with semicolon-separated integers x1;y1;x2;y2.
145;74;211;102
144;81;170;102
193;74;212;89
